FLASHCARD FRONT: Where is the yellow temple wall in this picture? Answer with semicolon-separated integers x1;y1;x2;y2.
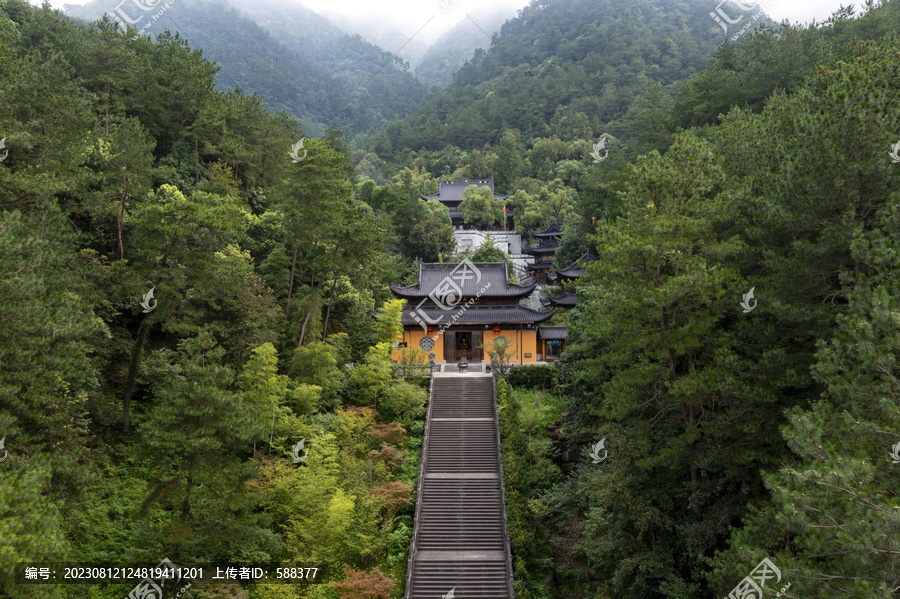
392;329;444;364
481;328;542;364
391;328;542;364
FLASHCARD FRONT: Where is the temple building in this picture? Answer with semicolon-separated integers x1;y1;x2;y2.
541;292;577;309
390;261;555;364
537;326;568;360
532;248;595;359
547;250;595;286
421;177;512;230
523;221;563;285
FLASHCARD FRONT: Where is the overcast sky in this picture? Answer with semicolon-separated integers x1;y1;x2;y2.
39;0;865;34
293;0;857;30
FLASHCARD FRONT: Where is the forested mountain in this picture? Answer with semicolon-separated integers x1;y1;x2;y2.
322;9;433;69
414;5;519;89
357;0;733;166
0;0;442;595
66;0;428;135
3;0;900;597
477;3;900;599
219;0;429;122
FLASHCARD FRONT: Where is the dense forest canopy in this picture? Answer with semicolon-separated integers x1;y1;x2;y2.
1;0;899;597
67;0;429;136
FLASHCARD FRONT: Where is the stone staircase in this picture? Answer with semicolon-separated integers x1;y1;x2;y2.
404;373;514;599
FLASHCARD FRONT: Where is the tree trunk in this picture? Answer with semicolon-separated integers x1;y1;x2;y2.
288;278;324;372
322;278;338;341
286;241;300;318
118;187;127;261
181;453;197;523
123;315;152;431
194;138;200;185
297;278;323;349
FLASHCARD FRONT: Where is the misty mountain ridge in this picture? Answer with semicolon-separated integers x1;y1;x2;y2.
65;0;429;135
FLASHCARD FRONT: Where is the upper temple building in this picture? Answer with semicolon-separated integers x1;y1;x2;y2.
421;177;512;230
390;261;557;364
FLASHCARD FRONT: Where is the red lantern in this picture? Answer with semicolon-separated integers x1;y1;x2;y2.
493;327;501;333
427;328;434;332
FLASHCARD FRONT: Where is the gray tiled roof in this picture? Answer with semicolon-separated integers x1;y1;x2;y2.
529;262;554;271
554;251;595;279
524;237;559;255
401;304;555;326
421;177;510;204
391;262;536;300
538;326;568;340
540;292;577;307
529;222;564;237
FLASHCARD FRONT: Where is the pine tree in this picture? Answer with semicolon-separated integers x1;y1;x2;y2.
707;197;900;599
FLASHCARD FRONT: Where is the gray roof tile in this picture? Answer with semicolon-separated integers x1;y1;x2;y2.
401;304;555;326
421;177;510;204
528;222;564;237
538;326;568;340
391;262;536;300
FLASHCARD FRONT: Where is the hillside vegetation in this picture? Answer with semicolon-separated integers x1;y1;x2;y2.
1;0;900;598
67;0;428;135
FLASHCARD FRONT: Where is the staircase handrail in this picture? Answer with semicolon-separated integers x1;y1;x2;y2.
492;371;516;598
403;370;436;598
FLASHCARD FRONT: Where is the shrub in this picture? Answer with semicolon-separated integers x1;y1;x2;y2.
508;364;556;390
378;381;427;425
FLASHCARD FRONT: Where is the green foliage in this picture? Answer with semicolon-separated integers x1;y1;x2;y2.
470;234;506;263
365;0;724;167
405;203;455;262
486;336;516;379
68;0;428;137
0;207;105;453
460;184;505;228
496;377;564;599
289;342;344;411
508;365;556;391
138;332;273;552
0;461;69;598
378;381;427;427
553;28;900;599
706;194;900;598
348;343;395;407
7;0;900;596
374;299;406;345
0;1;416;593
509;181;577;235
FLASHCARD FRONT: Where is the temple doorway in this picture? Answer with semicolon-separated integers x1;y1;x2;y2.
444;330;483;362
